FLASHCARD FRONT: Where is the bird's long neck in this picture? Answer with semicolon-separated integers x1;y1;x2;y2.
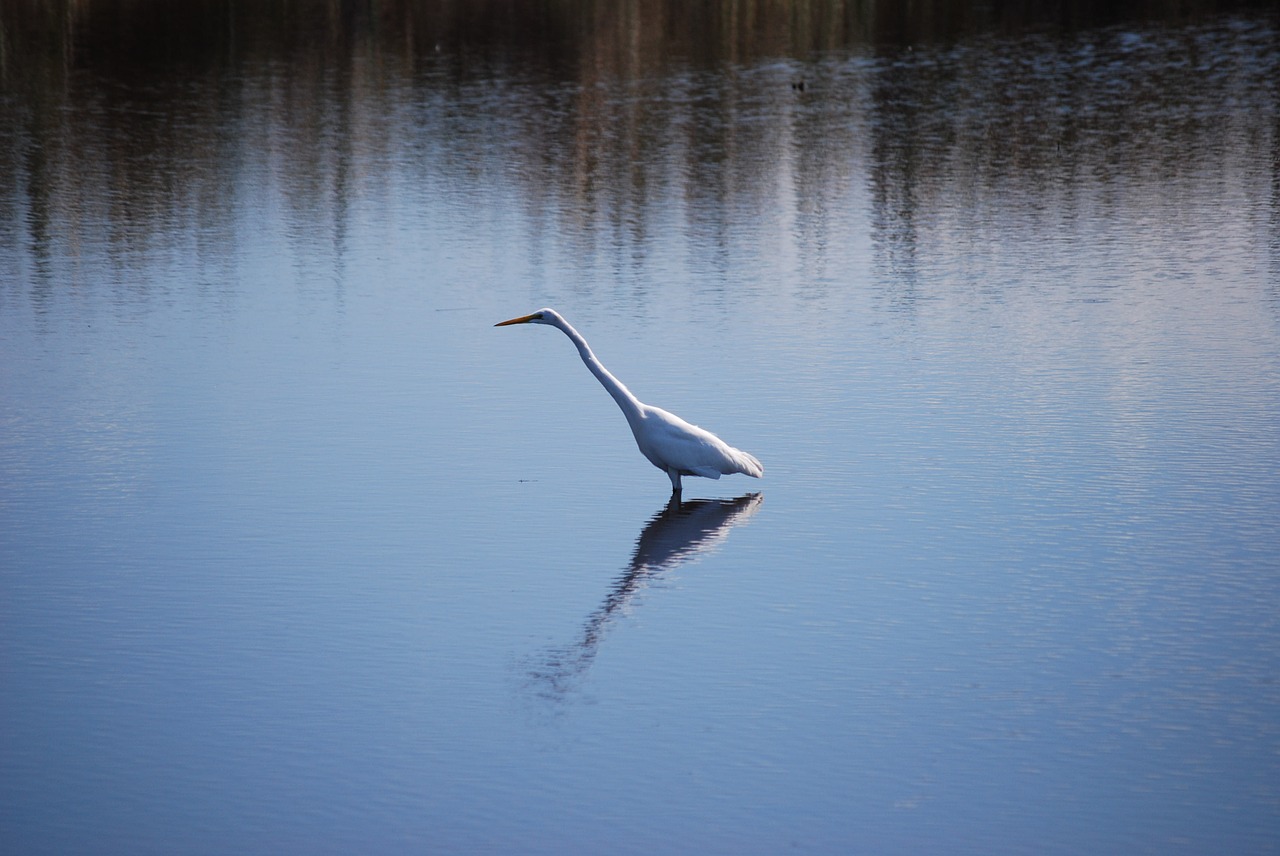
555;318;645;423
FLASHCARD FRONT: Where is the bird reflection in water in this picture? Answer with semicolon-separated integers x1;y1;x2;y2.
523;492;763;703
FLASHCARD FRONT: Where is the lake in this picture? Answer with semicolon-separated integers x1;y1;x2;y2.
2;2;1279;853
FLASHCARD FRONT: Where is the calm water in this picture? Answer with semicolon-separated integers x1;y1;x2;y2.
3;3;1279;853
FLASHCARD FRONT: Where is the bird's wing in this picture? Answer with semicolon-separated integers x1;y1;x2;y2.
644;407;757;478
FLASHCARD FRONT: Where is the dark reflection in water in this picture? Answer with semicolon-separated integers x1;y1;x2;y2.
524;493;763;703
2;1;1276;305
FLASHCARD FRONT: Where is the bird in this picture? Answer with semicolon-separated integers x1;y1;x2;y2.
495;308;763;495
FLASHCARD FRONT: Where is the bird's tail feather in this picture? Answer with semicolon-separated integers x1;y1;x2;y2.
732;449;763;478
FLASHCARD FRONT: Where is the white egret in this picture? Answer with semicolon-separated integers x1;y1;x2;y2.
495;309;763;495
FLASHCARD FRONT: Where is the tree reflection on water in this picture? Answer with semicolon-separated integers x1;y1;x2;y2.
3;0;1275;304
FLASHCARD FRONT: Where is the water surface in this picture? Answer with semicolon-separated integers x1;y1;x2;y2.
2;3;1279;853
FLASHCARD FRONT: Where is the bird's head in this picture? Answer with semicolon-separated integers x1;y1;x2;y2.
495;308;561;328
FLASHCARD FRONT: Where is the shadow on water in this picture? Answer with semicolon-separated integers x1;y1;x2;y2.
522;492;763;705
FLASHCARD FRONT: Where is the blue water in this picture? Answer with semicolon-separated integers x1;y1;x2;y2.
2;6;1279;854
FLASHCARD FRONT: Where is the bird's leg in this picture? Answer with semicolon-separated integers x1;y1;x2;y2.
667;470;685;508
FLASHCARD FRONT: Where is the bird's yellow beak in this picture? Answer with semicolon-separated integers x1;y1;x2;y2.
495;313;540;327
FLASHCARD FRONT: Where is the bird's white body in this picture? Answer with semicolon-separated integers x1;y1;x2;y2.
495;308;763;494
